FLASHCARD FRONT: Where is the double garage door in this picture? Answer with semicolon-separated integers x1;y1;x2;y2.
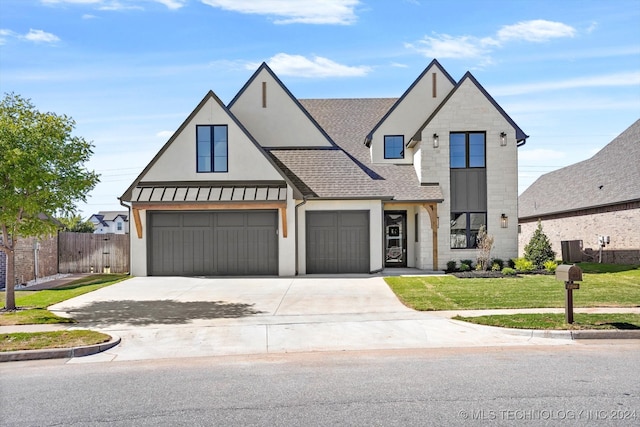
148;211;278;276
306;211;370;274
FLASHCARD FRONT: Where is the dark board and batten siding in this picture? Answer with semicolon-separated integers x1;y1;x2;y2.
306;211;370;274
148;211;278;276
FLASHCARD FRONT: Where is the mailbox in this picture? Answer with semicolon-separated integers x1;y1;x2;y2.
556;264;582;282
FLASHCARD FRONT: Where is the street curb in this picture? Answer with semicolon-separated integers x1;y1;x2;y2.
0;332;121;362
494;326;640;340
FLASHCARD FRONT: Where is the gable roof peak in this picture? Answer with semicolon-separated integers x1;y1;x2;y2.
364;58;457;146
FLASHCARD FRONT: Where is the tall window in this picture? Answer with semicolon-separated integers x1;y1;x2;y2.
450;212;486;249
384;135;404;159
197;125;228;172
450;132;486;249
450;132;485;168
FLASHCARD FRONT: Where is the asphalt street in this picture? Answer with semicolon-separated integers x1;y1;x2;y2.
2;343;638;426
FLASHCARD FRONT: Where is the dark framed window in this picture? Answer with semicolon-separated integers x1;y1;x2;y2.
384;135;404;159
450;212;486;249
197;125;228;172
450;132;485;168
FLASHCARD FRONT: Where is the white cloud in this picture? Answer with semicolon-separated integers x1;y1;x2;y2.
41;0;185;9
200;0;360;25
407;19;576;62
24;29;60;43
491;71;640;96
0;28;60;44
252;53;371;78
156;130;174;139
497;20;576;42
405;34;490;59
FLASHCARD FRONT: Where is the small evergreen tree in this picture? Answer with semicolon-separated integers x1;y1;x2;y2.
524;220;555;269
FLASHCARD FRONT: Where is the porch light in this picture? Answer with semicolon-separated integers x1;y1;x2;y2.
501;213;508;228
500;132;507;146
433;133;439;148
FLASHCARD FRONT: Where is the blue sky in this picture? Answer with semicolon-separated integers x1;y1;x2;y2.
2;0;639;217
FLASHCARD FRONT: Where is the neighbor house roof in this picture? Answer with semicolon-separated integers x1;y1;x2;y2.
89;211;128;226
519;119;640;219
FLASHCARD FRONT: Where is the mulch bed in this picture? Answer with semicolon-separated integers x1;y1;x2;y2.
450;270;554;279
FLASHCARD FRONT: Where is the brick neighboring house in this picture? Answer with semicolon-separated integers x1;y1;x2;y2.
518;119;640;264
89;211;129;234
0;234;58;288
121;59;528;276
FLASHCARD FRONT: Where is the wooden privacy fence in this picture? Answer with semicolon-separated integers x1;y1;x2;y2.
58;232;130;274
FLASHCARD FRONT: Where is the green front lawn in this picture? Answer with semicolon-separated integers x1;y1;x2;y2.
0;274;129;326
454;313;640;330
385;263;640;311
0;330;112;352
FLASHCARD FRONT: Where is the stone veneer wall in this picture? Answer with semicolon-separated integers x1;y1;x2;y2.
3;235;59;286
518;203;640;265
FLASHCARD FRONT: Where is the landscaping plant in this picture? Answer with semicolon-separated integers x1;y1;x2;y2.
524;220;556;269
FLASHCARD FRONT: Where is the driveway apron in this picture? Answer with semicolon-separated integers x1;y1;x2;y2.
48;276;571;363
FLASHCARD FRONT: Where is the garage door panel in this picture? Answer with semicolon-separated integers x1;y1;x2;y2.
149;211;277;276
306;211;369;274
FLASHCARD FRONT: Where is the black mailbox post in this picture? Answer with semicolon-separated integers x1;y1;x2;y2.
556;264;583;323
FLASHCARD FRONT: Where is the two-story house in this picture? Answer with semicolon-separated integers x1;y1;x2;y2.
89;211;129;234
120;59;527;276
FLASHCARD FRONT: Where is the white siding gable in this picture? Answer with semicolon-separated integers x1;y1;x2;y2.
141;94;283;182
229;66;333;148
369;63;455;165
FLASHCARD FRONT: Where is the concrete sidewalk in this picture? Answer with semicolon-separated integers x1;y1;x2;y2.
2;276;638;363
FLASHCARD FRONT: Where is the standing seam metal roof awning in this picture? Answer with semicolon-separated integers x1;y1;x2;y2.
131;185;287;203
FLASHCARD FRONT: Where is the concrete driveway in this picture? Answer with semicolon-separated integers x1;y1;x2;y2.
49;276;571;363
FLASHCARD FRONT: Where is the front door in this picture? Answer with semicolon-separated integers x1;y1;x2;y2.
384;211;407;267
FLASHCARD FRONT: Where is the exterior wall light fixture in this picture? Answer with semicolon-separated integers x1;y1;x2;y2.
500;132;507;146
433;133;439;148
501;213;508;228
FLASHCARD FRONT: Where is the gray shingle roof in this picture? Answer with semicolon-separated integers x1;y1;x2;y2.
294;98;443;202
519;119;640;219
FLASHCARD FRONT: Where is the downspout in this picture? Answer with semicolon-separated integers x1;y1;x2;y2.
294;197;307;276
119;198;132;276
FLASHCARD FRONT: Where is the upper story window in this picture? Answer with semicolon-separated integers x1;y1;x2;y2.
450;132;485;168
384;135;404;159
197;125;228;173
116;222;123;231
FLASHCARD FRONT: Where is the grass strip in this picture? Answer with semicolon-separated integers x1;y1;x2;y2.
0;274;129;326
0;330;111;352
453;313;640;330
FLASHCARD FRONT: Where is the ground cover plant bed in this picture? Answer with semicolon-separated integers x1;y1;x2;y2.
453;313;640;330
0;274;129;326
0;330;111;352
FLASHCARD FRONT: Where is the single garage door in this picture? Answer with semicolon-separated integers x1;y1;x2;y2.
148;211;278;276
306;211;369;274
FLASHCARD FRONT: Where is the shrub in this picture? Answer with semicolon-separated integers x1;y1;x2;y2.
446;260;457;273
502;267;516;276
475;225;494;271
508;258;516;269
461;259;474;270
524;220;556;269
514;257;534;271
544;260;558;273
459;263;471;272
491;262;502;271
491;258;505;270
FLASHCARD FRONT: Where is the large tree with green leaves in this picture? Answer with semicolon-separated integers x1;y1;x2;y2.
58;214;95;233
0;93;99;310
